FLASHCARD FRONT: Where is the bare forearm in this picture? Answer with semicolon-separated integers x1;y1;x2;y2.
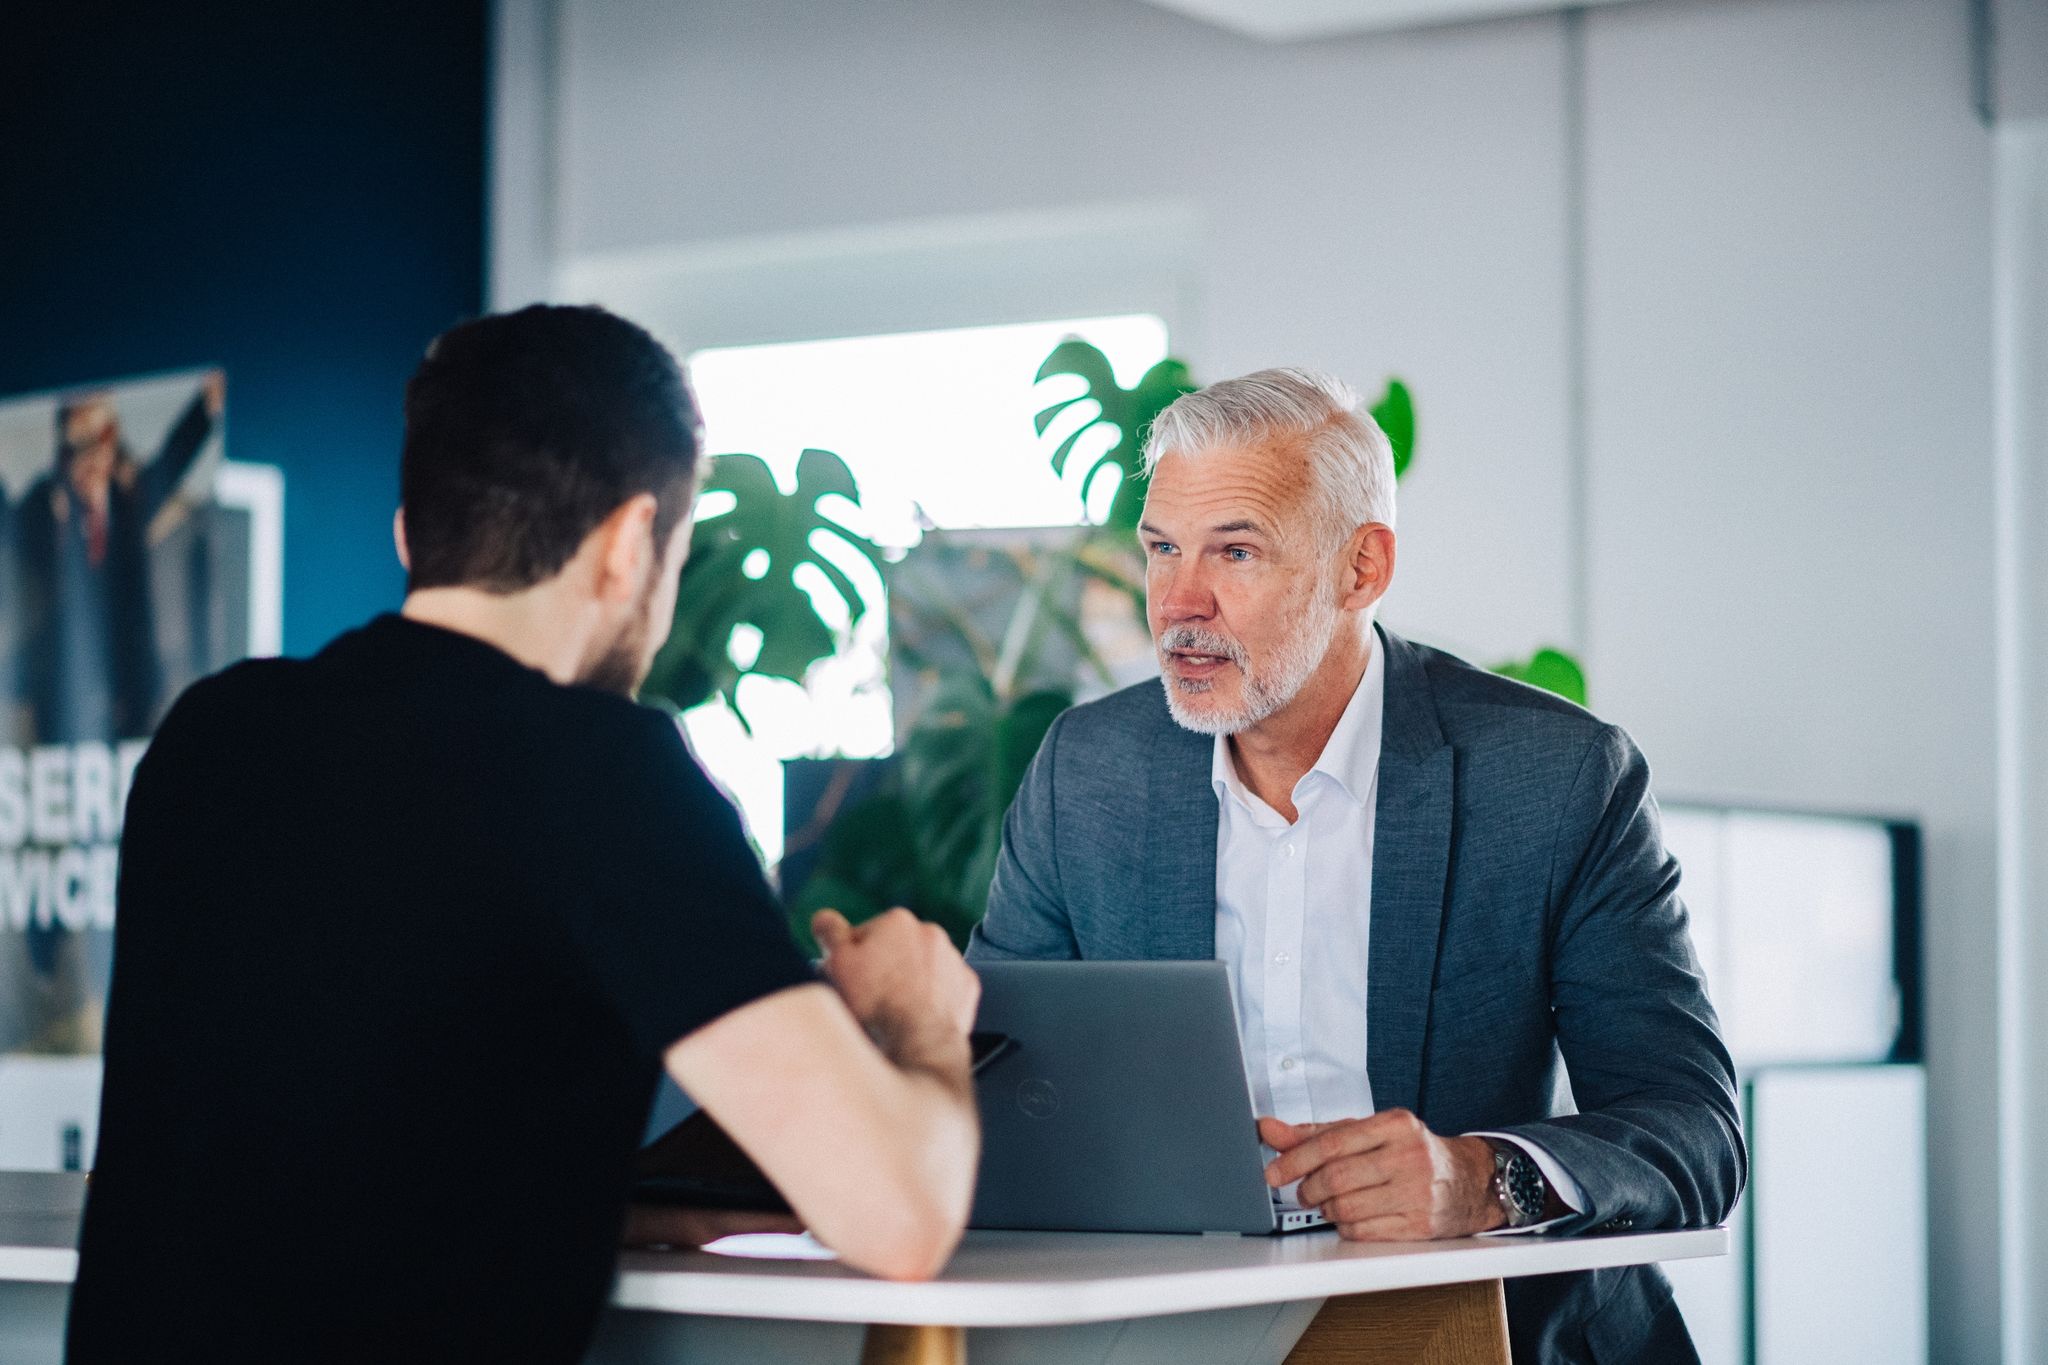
892;1064;981;1230
870;1010;979;1221
810;1054;978;1280
667;985;980;1281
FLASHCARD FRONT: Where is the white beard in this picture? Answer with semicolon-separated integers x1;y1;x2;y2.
1159;581;1342;737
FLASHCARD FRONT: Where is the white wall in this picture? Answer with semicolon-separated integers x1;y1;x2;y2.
1995;118;2048;1365
522;0;2009;1355
1578;3;1999;1359
548;0;1580;665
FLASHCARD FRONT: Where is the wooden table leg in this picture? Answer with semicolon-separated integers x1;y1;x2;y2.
1282;1278;1510;1365
860;1322;967;1365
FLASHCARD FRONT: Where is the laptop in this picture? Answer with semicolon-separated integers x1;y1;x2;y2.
969;960;1329;1236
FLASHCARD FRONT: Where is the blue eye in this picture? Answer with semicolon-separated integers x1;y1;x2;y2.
1225;547;1252;562
1149;541;1178;556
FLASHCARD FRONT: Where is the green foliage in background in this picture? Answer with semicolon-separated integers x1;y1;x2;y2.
786;679;1074;951
643;448;882;724
1490;647;1588;708
1373;379;1416;479
784;528;1103;947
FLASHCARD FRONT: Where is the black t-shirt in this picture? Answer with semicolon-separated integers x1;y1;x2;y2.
66;615;815;1364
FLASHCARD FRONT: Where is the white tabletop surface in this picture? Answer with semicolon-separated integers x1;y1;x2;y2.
0;1171;1726;1328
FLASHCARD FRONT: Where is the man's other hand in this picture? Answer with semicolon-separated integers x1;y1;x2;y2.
1260;1110;1504;1241
620;1204;803;1249
810;908;978;1063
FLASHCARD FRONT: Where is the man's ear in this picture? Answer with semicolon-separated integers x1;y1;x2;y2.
393;508;410;573
1340;523;1397;614
594;493;661;603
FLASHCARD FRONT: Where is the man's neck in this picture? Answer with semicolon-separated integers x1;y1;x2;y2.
1226;624;1375;822
401;586;595;686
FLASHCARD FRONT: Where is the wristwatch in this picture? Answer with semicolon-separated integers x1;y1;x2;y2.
1490;1143;1550;1229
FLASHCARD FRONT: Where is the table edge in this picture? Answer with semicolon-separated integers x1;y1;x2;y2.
609;1227;1730;1327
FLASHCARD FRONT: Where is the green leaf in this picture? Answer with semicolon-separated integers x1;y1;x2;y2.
1034;340;1196;535
1490;647;1587;707
1371;378;1416;480
643;449;885;723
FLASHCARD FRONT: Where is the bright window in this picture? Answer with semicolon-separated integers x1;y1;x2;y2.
679;314;1170;866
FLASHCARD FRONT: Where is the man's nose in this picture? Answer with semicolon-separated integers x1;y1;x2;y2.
1154;560;1215;623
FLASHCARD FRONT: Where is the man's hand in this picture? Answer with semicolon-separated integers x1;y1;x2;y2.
621;1204;802;1249
810;908;978;1073
1260;1110;1504;1241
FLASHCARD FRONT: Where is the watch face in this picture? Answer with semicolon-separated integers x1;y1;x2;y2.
1505;1153;1546;1223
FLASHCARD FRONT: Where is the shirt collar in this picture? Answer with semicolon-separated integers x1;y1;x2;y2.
1209;633;1387;814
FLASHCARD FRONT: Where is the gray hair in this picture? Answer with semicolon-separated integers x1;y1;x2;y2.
1142;368;1397;545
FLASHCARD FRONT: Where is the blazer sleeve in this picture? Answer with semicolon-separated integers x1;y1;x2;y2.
1491;724;1747;1233
967;709;1081;963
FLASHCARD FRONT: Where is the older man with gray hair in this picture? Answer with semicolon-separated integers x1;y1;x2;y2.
969;369;1744;1365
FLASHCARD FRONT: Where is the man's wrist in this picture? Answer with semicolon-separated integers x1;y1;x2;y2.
1477;1137;1570;1227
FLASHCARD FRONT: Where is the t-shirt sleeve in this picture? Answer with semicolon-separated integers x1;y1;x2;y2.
570;706;817;1059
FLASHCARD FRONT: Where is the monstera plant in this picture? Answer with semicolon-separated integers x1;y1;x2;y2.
784;673;1073;947
657;339;1586;946
1034;340;1196;536
643;447;883;725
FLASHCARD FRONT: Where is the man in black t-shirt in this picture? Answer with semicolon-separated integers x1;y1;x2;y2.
66;307;981;1364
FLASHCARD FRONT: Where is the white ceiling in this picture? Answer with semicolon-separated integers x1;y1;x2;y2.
1136;0;1643;42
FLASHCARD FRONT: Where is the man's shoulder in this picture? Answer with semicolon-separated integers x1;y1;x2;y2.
162;624;672;765
1052;678;1188;749
316;615;663;732
1391;633;1637;798
1021;678;1198;792
161;655;309;727
1401;634;1610;742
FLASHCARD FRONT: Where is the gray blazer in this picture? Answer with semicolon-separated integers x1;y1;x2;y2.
967;626;1745;1365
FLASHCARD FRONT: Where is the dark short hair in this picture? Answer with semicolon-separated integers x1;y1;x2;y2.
399;305;701;592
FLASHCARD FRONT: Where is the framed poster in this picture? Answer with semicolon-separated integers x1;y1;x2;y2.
0;368;282;1168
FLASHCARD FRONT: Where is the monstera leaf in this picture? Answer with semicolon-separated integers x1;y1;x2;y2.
1491;647;1588;707
1034;339;1195;534
643;449;882;725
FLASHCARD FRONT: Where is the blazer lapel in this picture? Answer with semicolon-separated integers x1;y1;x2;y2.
1367;628;1454;1118
1142;708;1218;961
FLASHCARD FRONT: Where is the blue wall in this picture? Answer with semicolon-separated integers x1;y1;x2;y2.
0;3;488;656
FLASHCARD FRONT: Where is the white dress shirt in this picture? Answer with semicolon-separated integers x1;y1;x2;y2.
1213;640;1384;1129
1211;638;1582;1230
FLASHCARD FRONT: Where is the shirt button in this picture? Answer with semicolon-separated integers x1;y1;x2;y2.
1274;952;1291;965
1282;843;1297;858
1280;1057;1299;1071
